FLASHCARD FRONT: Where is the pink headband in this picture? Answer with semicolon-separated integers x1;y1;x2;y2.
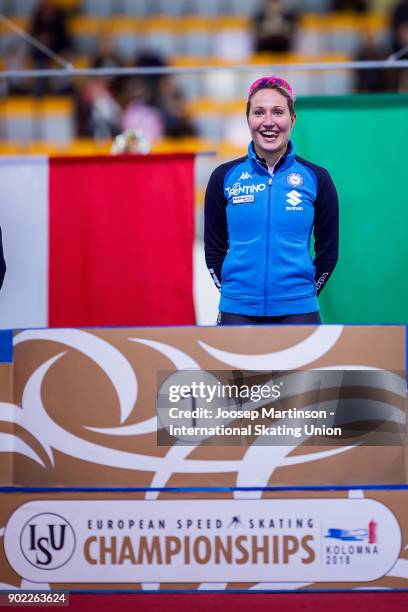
248;76;295;101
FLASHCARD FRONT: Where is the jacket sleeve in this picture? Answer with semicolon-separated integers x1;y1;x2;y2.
313;169;339;295
204;166;228;290
0;227;5;290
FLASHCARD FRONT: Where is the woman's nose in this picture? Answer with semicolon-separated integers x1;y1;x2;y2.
262;113;274;125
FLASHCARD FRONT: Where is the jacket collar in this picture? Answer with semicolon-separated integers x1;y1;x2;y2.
248;140;295;175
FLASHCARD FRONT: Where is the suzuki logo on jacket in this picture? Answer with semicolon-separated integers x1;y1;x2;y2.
286;190;304;210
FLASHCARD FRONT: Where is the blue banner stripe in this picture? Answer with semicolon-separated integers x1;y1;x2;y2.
0;330;13;362
1;484;408;493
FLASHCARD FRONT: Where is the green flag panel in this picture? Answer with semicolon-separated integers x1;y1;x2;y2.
294;94;408;323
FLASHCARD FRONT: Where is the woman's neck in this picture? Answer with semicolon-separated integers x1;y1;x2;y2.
253;143;288;170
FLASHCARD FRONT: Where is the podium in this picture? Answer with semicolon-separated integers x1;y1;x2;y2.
0;325;407;591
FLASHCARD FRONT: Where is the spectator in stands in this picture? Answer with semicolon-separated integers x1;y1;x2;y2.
76;77;122;140
353;31;392;92
133;52;167;106
253;0;298;54
391;0;408;51
90;32;125;106
92;32;123;73
75;27;124;138
204;76;339;325
390;0;408;90
0;41;31;97
0;227;5;291
158;76;196;138
121;76;164;143
393;23;408;90
332;0;368;11
28;0;73;96
123;52;195;139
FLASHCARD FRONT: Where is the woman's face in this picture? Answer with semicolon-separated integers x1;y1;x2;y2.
247;88;295;162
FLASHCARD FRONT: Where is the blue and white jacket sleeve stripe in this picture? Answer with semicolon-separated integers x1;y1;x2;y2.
313;168;339;295
204;165;229;291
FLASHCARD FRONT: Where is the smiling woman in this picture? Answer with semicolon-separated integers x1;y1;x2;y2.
204;76;339;326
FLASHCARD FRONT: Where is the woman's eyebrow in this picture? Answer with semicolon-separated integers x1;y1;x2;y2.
252;105;285;109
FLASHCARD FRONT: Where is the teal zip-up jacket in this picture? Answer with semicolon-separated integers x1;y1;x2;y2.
204;141;339;316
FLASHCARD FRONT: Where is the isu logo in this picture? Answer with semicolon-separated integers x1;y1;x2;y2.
20;513;76;569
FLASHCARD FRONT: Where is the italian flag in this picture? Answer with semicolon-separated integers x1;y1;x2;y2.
0;154;195;329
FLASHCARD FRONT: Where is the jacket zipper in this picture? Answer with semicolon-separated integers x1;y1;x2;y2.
264;176;273;315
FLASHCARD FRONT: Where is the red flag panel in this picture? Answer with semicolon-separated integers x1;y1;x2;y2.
49;154;195;327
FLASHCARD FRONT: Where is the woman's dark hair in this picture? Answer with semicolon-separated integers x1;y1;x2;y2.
246;82;295;118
